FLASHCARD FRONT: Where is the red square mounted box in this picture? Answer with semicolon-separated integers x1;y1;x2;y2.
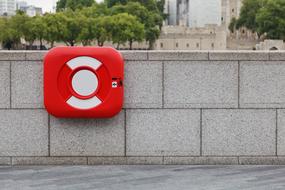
44;47;124;118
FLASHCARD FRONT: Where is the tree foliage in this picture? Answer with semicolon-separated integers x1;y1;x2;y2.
256;0;285;40
56;0;95;11
230;0;285;40
0;0;165;50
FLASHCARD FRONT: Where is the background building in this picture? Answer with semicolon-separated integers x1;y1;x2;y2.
155;25;226;50
0;0;16;16
221;0;259;50
189;0;221;28
17;1;43;16
160;0;225;50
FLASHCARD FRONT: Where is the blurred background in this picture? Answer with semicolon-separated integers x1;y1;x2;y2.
0;0;283;51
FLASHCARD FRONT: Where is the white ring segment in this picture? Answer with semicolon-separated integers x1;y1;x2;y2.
65;56;103;110
67;96;102;110
71;70;98;96
66;56;102;70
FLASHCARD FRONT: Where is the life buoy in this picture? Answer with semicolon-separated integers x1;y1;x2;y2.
44;47;124;118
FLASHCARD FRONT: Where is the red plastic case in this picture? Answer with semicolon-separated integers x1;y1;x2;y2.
44;47;124;118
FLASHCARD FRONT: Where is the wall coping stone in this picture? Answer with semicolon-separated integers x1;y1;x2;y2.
1;50;285;61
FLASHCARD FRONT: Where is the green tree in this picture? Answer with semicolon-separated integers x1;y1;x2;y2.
32;16;47;49
111;13;144;49
60;10;85;46
0;17;21;50
232;0;267;37
256;0;285;39
105;0;128;7
43;13;67;48
56;0;95;11
110;2;162;49
229;17;237;33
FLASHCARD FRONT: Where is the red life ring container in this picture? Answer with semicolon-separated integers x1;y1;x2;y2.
44;47;124;118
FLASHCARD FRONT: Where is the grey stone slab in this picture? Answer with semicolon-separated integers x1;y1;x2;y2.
202;109;276;156
120;51;148;60
239;157;285;165
88;157;127;165
209;51;269;60
2;165;285;190
269;51;285;60
277;109;285;155
148;51;209;60
126;109;200;156
0;157;11;165
164;61;238;108
240;61;285;108
25;51;47;61
11;61;43;108
0;110;48;156
88;156;163;165
0;61;10;108
12;157;87;165
164;157;238;165
0;51;26;61
50;112;125;156
127;157;163;165
124;61;162;108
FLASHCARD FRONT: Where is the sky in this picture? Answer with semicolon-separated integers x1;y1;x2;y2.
24;0;56;13
23;0;103;13
24;0;221;27
189;0;221;27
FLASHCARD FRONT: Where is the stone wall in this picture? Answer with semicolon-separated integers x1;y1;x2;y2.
0;50;285;165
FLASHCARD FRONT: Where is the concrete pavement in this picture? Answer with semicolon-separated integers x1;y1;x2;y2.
1;165;285;190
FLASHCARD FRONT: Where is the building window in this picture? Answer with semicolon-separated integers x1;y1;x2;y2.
232;8;235;12
242;29;245;34
176;43;179;48
221;17;224;21
196;43;199;48
186;43;189;48
211;43;215;48
160;43;163;48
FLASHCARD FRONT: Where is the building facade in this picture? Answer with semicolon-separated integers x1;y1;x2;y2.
155;25;227;50
159;0;225;50
221;0;259;50
0;0;16;16
17;1;43;17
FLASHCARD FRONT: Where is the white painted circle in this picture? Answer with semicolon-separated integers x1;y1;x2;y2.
71;70;98;96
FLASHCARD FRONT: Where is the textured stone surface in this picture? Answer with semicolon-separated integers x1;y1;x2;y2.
12;157;87;165
202;109;276;156
0;157;11;165
88;157;163;165
88;157;127;165
164;157;238;165
120;51;148;60
148;51;208;60
124;61;162;108
0;110;48;156
270;52;285;60
127;157;163;165
0;61;10;108
126;109;200;156
2;165;285;189
164;61;238;108
209;51;269;60
240;61;285;108
25;51;47;61
11;61;43;108
239;157;285;165
0;51;26;60
50;112;125;156
277;109;285;155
